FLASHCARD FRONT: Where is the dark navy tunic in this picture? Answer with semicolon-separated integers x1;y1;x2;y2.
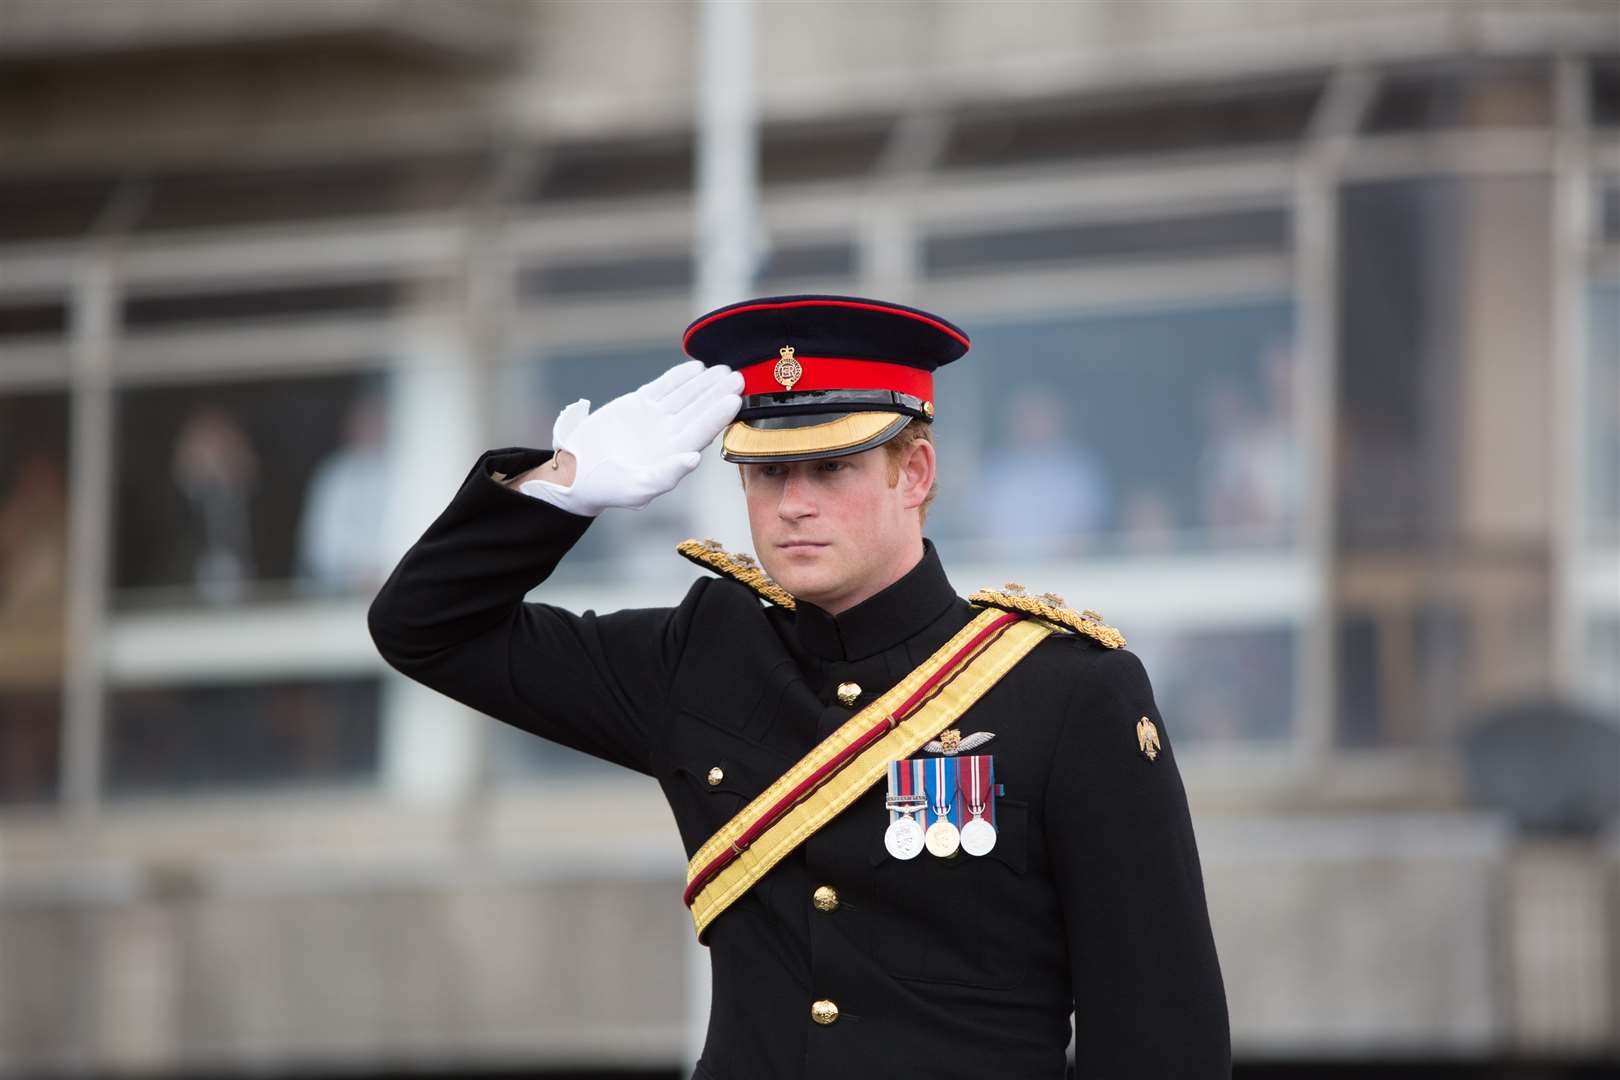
368;447;1231;1080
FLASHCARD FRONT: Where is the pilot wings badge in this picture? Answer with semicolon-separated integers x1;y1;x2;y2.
924;729;995;756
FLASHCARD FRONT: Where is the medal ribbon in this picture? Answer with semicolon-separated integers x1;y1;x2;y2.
959;754;995;826
927;754;958;827
684;607;1051;940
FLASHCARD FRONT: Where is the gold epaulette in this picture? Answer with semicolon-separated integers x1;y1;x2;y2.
677;538;797;610
968;583;1125;649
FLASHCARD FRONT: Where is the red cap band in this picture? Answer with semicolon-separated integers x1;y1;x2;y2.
739;355;934;401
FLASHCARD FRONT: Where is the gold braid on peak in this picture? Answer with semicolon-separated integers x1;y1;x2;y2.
967;583;1125;649
677;538;798;610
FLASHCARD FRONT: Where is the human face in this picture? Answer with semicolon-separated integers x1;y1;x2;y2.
741;437;934;616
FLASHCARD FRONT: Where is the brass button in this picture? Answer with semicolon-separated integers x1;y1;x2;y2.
707;766;724;786
812;885;839;912
836;682;862;707
811;998;839;1025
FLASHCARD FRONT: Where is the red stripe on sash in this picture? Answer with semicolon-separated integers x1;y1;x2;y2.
682;610;1021;907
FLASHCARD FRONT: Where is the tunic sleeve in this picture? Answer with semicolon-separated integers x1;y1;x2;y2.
1043;646;1231;1077
366;446;705;777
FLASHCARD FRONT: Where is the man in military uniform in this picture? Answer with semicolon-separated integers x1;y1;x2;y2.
368;295;1230;1079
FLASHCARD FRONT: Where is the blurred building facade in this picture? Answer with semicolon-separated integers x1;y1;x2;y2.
0;0;1616;1075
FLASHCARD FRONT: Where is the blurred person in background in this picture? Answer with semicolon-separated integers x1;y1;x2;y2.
295;389;389;595
1197;340;1301;547
171;405;259;604
981;383;1111;560
370;295;1229;1079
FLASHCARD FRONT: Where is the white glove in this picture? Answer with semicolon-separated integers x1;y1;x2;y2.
519;359;744;516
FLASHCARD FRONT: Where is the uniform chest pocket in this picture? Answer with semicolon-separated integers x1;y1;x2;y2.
858;796;1031;990
664;712;792;836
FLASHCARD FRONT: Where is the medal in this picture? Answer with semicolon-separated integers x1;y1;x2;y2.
884;758;927;861
958;754;998;857
885;815;925;860
923;755;960;858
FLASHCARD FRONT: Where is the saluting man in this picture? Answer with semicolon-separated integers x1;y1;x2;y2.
368;295;1230;1079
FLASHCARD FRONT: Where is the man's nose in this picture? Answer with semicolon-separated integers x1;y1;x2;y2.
777;470;816;518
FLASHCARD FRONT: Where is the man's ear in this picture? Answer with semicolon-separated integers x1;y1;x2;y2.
900;437;935;511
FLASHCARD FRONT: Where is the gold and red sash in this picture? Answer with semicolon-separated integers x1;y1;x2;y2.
683;605;1053;941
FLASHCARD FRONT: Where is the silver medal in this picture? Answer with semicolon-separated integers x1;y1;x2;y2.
884;813;925;860
960;815;997;856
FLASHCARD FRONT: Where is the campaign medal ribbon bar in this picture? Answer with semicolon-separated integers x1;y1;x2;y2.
884;758;927;860
958;753;997;856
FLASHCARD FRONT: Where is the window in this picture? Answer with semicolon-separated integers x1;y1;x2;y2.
1337;177;1465;550
105;677;380;796
132;156;485;235
113;372;390;607
1129;624;1297;745
923;209;1290;277
1363;60;1550;133
0;392;69;805
940;81;1318;170
930;300;1300;558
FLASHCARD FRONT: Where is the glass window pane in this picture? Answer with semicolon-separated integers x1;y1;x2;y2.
0;393;67;805
123;279;407;329
114;372;391;607
1363;60;1550;133
1128;624;1297;745
0;297;69;341
930;300;1300;557
105;677;380;796
0;691;61;806
133;156;484;235
1337;177;1465;550
1585;615;1620;718
941;82;1318;170
924;208;1290;277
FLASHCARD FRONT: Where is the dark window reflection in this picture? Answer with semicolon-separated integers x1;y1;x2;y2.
123;280;405;329
934;302;1299;556
1587;616;1620;718
1363;61;1549;133
0;298;68;339
114;373;389;606
941;82;1318;169
1592;57;1619;129
105;677;379;796
1588;281;1620;544
1337;178;1464;550
924;208;1290;277
0;394;70;691
1336;613;1384;748
501;344;698;575
1132;625;1295;744
0;691;61;805
1336;604;1476;748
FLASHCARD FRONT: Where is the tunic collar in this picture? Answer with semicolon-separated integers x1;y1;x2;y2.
792;537;959;662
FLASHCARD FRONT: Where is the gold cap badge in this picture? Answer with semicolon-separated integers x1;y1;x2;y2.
773;345;802;390
1136;716;1161;762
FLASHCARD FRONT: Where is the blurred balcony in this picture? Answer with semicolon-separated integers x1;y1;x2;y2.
0;0;525;65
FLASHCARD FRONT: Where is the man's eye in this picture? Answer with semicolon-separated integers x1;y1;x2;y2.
820;461;843;471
